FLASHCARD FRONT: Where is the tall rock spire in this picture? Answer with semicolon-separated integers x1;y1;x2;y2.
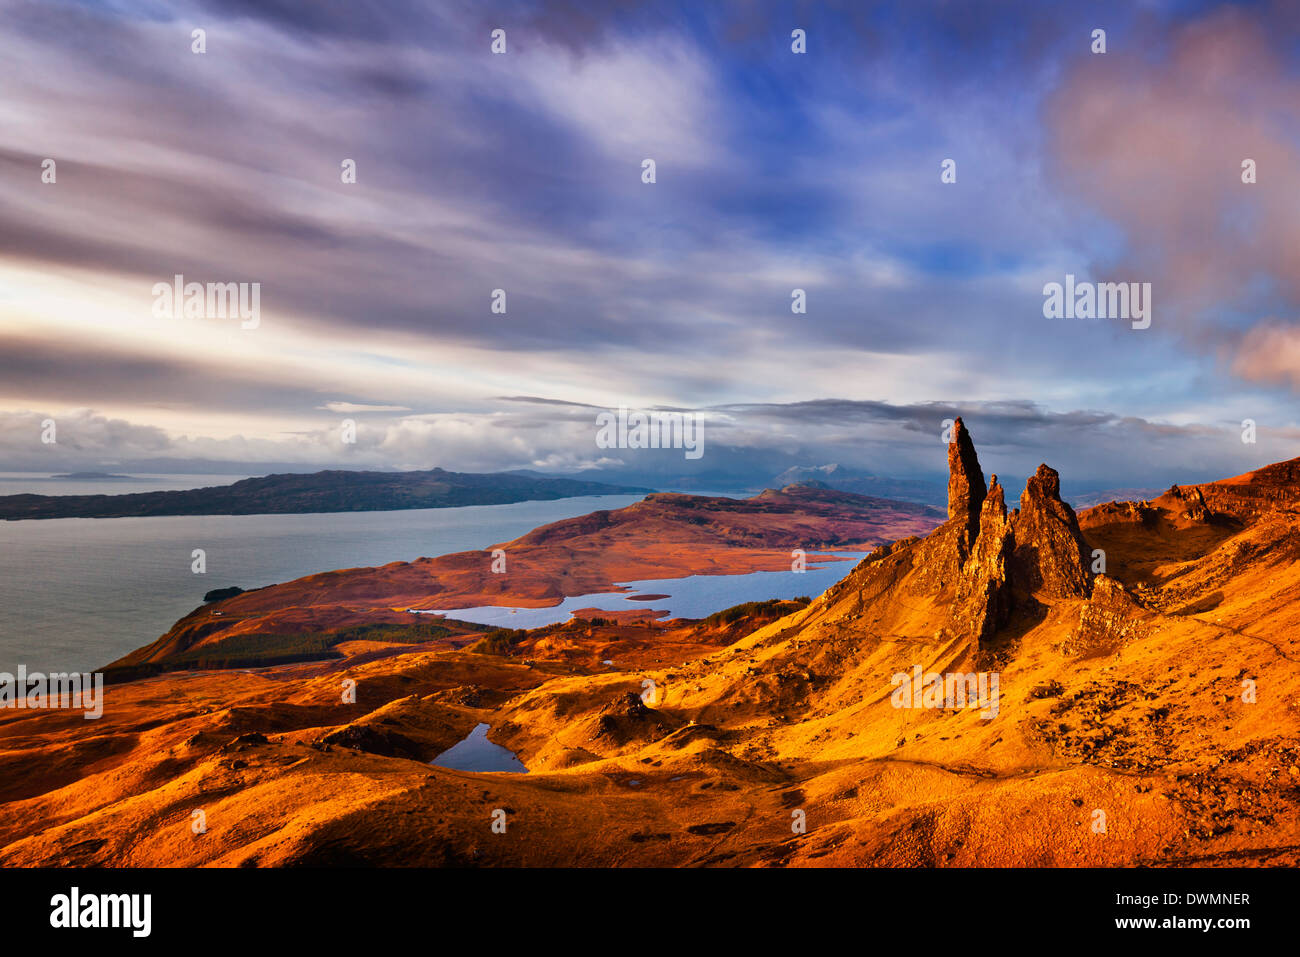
947;417;988;556
948;473;1014;645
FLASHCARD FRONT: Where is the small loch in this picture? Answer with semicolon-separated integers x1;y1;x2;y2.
429;554;866;629
430;723;528;773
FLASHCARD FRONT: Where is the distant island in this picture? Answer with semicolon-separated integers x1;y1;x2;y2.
0;468;653;520
49;471;133;480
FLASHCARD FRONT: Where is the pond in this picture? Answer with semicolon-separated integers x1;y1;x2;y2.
430;723;528;773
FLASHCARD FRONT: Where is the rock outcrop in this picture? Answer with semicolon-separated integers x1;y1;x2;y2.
593;692;679;744
1010;464;1093;599
1062;574;1150;657
1160;483;1226;524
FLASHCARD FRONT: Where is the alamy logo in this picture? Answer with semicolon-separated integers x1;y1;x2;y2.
50;887;151;937
890;665;1000;719
152;274;261;328
0;666;103;719
1042;274;1151;330
595;405;704;460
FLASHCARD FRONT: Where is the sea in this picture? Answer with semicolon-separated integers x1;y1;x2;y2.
0;474;854;675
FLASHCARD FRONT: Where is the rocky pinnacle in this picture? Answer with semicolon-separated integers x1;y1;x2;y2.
947;417;988;549
1010;463;1093;599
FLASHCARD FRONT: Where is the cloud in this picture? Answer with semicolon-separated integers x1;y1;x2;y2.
2;396;1291;492
516;37;725;167
320;402;413;414
1231;320;1300;389
1047;7;1300;387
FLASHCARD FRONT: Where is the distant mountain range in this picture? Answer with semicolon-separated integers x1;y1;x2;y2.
0;468;653;520
540;457;951;502
1065;487;1165;509
770;464;1165;512
771;463;946;506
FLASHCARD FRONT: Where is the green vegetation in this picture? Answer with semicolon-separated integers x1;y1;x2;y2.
469;628;530;655
327;620;489;644
703;596;811;628
469;614;620;655
169;631;341;669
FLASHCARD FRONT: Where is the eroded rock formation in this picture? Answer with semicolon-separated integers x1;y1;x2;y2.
937;423;1093;651
947;417;988;560
1011;464;1093;599
948;475;1015;645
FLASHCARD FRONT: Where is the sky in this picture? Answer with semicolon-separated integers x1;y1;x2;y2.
1;0;1298;492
